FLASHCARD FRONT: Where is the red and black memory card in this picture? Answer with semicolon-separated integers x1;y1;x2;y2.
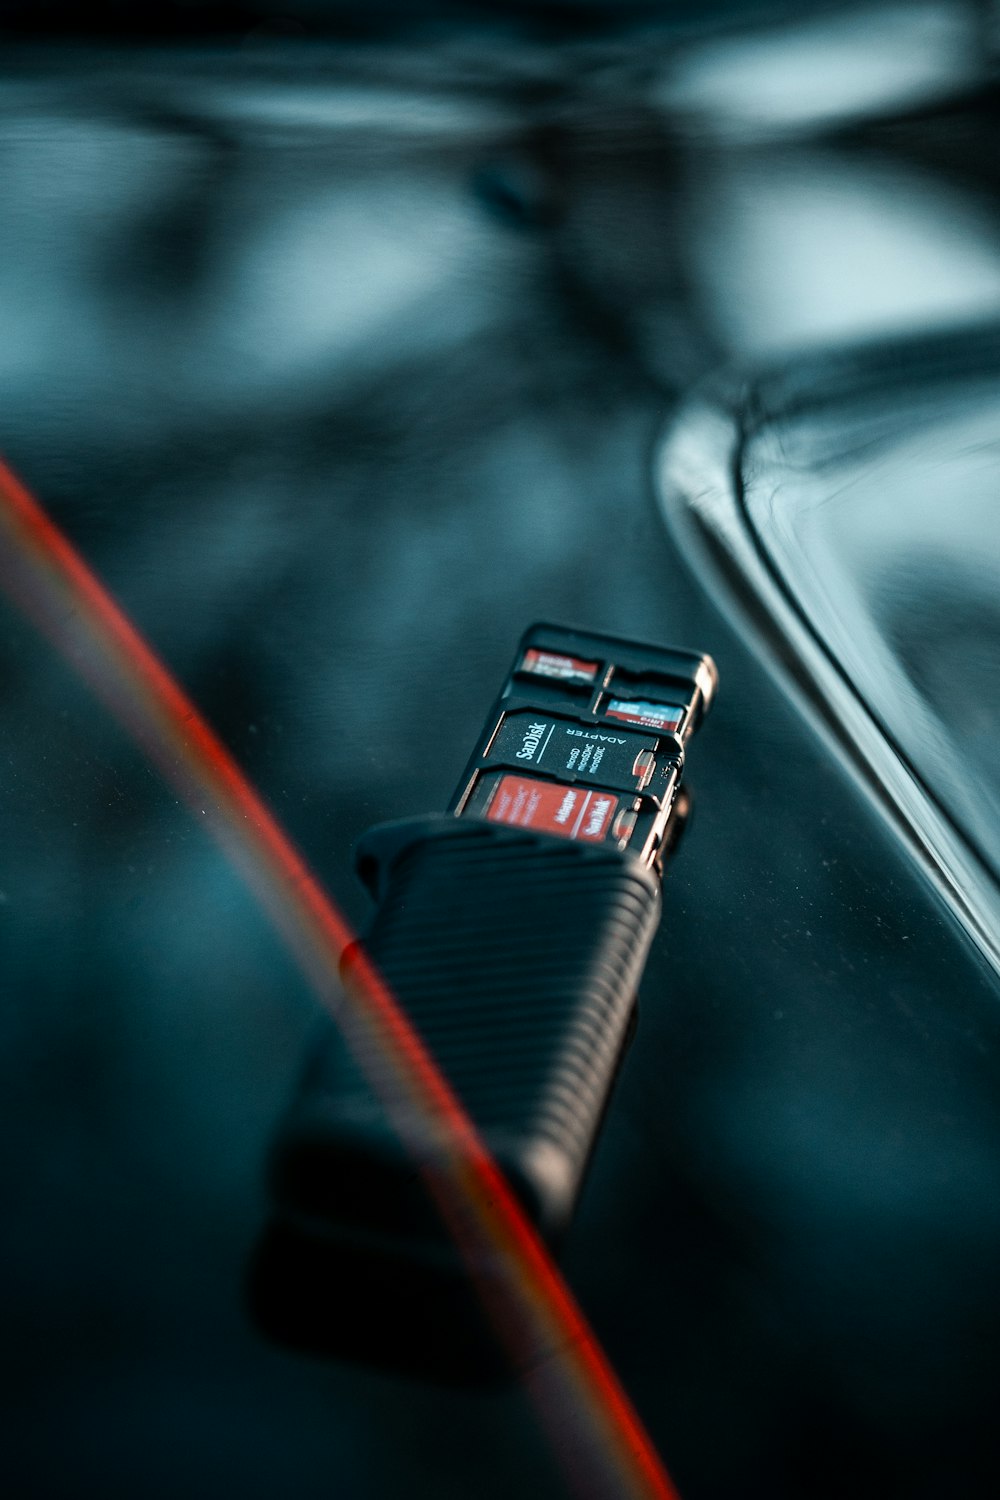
451;624;716;866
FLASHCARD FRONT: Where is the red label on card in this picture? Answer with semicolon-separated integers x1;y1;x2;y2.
604;697;685;733
519;648;600;684
485;774;617;841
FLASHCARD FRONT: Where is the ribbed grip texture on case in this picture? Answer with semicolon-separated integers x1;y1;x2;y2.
270;818;661;1250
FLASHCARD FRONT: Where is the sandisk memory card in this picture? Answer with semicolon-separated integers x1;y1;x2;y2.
603;698;687;734
465;770;630;843
486;710;659;794
518;647;601;685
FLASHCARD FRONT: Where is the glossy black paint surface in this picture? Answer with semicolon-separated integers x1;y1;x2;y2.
1;16;999;1499
658;328;1000;1496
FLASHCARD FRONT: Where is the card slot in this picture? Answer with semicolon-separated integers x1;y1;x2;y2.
606;665;695;697
510;669;594;700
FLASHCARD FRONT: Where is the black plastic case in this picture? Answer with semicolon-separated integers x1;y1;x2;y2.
250;624;715;1377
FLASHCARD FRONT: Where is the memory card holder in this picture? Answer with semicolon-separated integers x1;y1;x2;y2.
452;623;715;866
249;625;716;1379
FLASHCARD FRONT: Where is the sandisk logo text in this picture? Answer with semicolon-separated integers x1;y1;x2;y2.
516;721;548;760
585;796;612;837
